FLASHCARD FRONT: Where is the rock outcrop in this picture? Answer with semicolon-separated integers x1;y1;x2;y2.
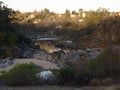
36;70;56;85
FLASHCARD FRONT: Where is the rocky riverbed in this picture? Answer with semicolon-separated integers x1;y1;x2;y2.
0;47;103;71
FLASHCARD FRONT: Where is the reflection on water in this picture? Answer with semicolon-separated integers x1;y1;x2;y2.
35;41;60;52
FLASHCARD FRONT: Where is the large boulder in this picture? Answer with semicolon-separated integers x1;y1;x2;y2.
55;40;73;49
62;50;87;63
36;70;56;85
76;49;87;56
0;58;13;68
86;48;103;58
22;50;33;58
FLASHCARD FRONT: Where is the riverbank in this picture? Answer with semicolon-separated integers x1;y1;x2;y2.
0;85;119;90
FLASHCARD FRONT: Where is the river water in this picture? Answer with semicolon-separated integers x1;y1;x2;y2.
35;40;60;53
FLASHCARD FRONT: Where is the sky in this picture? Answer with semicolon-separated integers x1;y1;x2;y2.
1;0;120;13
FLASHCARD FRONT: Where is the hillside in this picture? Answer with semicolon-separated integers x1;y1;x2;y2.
1;2;119;58
70;16;120;48
12;10;120;49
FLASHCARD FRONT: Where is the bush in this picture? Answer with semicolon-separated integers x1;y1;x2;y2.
1;63;41;86
71;61;89;85
89;79;101;86
86;58;98;79
95;48;120;78
57;65;74;85
102;78;113;86
57;61;89;86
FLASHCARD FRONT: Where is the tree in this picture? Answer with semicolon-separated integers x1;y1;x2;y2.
96;7;110;18
43;8;50;14
72;10;78;15
39;8;50;19
0;1;13;32
79;8;83;18
64;9;71;17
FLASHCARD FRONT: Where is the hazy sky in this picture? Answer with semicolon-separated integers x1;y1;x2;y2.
1;0;120;13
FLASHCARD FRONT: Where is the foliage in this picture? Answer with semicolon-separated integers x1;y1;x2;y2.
0;63;40;86
72;10;78;15
64;9;71;17
0;1;13;32
0;31;33;59
0;1;34;59
86;58;99;79
86;48;120;80
16;33;32;45
62;20;72;27
95;48;120;78
57;65;74;85
0;31;32;46
56;50;120;86
83;8;110;26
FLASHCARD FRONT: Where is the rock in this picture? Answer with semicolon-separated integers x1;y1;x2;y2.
85;48;92;52
47;55;53;61
22;50;33;58
0;64;6;68
0;79;6;86
7;60;13;66
55;40;73;49
71;53;81;60
34;51;48;60
88;52;96;58
77;49;87;56
0;58;14;68
36;70;56;85
49;50;65;60
86;48;103;58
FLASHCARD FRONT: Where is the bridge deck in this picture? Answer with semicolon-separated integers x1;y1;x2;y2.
37;37;58;41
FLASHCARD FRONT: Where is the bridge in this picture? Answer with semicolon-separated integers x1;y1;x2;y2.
29;30;58;41
33;30;58;52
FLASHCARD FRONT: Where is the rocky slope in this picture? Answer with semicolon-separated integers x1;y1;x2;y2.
73;17;120;48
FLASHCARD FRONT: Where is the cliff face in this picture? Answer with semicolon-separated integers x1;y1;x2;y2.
77;17;120;48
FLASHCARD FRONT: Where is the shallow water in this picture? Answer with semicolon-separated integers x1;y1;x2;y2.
35;41;60;52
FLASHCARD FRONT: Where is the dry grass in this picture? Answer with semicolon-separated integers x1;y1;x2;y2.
0;86;118;90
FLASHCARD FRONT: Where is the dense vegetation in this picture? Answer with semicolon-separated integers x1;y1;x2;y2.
55;47;120;86
0;63;40;86
0;1;33;59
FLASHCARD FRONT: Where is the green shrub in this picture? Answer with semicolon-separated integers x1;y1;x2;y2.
71;61;89;85
1;63;41;86
57;65;74;85
86;58;98;78
95;48;120;78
